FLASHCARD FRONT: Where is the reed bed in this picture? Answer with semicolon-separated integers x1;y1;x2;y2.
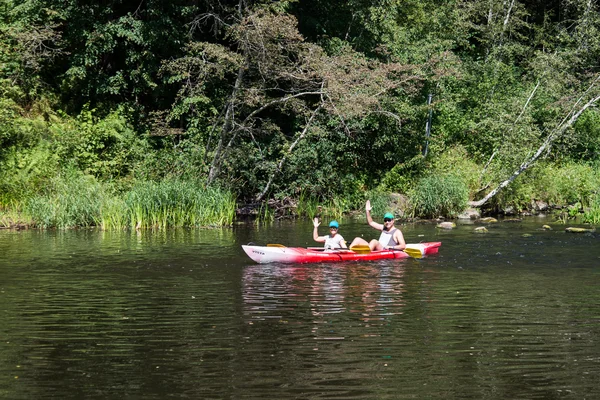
25;174;104;229
0;210;12;228
102;180;236;230
295;191;393;220
0;201;31;228
254;203;275;224
296;191;320;218
296;194;346;220
23;174;236;229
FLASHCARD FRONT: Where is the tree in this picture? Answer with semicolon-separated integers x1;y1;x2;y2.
163;3;422;201
466;0;600;207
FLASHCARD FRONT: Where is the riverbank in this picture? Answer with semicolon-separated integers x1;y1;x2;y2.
4;192;598;231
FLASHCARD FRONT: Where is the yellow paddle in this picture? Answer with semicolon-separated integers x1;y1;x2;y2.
269;243;423;257
403;247;423;258
349;244;423;258
349;245;372;254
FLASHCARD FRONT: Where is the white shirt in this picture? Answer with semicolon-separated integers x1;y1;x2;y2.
324;234;346;249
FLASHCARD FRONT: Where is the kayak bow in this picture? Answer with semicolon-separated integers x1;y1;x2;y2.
242;242;441;264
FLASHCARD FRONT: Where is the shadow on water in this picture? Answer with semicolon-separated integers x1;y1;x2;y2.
1;217;599;399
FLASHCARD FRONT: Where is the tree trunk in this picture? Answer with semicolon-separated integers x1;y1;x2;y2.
470;90;600;208
207;62;245;184
256;104;323;202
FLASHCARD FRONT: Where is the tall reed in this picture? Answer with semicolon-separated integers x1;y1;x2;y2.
25;172;104;228
255;203;275;224
363;192;394;217
23;172;236;229
101;180;236;229
296;191;320;218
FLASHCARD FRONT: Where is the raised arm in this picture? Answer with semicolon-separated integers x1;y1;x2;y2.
313;217;325;243
365;200;383;230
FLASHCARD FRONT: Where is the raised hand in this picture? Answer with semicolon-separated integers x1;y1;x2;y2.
313;217;321;228
365;200;372;212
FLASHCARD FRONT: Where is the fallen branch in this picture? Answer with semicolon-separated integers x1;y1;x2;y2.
470;85;600;208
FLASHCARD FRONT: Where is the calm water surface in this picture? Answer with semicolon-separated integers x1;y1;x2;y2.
1;217;599;399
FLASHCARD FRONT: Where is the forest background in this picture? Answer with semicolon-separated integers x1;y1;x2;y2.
1;0;600;229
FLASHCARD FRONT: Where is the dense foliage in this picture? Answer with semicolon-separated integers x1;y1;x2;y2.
1;0;600;226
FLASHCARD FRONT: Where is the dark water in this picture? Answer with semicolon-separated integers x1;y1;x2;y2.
1;217;599;399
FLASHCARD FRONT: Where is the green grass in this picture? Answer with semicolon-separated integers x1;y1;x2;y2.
21;172;236;229
409;174;468;218
25;172;105;228
535;162;600;208
364;192;394;218
296;191;320;218
582;196;600;225
255;203;275;224
110;180;236;229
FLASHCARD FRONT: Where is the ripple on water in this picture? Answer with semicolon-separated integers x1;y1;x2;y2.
1;223;600;399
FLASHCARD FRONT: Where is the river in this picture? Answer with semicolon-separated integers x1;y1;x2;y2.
1;217;599;399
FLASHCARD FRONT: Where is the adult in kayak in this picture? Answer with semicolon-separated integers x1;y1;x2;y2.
313;218;347;249
349;200;406;251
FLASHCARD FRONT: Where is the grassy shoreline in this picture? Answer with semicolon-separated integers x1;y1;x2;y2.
1;178;237;230
2;149;599;230
3;191;598;230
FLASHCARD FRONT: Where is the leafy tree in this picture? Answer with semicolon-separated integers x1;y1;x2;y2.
162;4;422;202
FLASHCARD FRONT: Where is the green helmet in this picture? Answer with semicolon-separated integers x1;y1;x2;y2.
383;212;394;220
329;220;339;228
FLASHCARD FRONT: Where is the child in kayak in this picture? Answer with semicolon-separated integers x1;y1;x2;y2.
349;200;406;251
313;218;347;249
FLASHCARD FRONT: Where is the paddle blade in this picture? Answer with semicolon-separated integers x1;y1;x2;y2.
267;244;286;248
403;247;423;258
350;245;371;254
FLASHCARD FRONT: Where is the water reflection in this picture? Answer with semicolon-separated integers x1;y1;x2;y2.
242;263;408;325
1;220;600;399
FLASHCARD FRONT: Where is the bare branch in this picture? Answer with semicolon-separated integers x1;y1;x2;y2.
471;88;600;208
325;94;352;137
240;90;324;125
256;104;323;202
502;0;515;31
369;110;403;127
479;79;541;182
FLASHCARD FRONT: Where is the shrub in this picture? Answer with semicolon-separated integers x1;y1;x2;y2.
380;155;425;194
535;162;600;207
51;108;147;180
429;145;481;195
582;195;600;225
409;174;469;218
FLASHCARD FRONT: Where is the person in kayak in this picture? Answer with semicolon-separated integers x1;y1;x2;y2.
349;200;406;251
313;218;348;249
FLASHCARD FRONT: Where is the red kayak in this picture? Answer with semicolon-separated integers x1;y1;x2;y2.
242;242;441;264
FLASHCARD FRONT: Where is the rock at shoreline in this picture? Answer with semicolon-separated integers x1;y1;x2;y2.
436;222;456;229
458;208;481;220
565;227;595;233
531;200;549;212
